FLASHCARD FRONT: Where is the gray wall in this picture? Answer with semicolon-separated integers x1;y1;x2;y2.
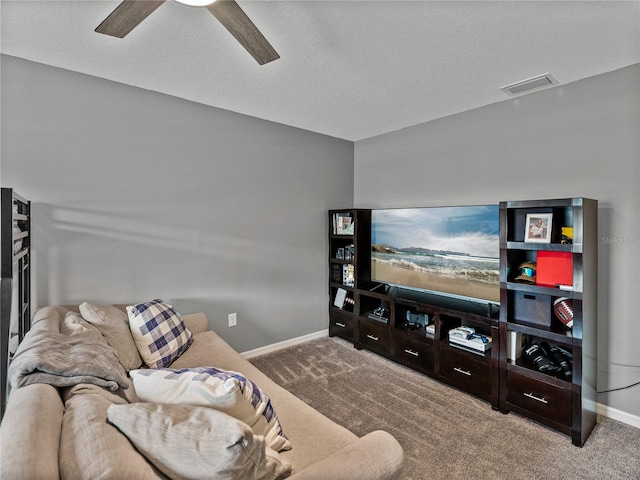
355;64;640;418
1;55;354;353
2;53;639;418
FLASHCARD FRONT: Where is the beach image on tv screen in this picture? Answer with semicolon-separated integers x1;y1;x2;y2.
371;206;500;302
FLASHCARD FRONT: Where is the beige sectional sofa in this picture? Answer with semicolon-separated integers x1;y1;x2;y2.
0;304;404;480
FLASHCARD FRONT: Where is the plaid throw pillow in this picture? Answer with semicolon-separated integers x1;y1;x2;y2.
130;367;291;452
127;300;193;369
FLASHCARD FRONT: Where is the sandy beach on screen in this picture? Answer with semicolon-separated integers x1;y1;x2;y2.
372;260;500;303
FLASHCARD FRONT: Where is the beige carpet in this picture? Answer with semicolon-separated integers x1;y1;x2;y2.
250;336;640;480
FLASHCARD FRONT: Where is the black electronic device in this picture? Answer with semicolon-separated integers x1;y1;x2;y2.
406;310;430;327
370;205;500;305
400;321;421;331
367;307;390;323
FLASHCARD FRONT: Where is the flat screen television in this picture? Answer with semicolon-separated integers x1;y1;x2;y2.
371;205;500;304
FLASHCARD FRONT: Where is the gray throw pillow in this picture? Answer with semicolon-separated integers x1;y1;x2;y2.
107;403;292;480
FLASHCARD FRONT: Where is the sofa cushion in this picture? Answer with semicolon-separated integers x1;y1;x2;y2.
127;299;193;369
59;385;163;479
130;367;291;452
107;403;292;480
80;302;143;371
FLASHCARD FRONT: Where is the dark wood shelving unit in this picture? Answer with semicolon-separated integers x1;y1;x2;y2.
327;206;501;408
328;198;597;446
351;285;500;408
328;209;371;342
498;197;597;447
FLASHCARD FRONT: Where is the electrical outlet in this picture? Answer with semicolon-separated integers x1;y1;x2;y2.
228;313;237;327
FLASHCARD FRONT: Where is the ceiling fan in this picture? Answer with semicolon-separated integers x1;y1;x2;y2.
95;0;279;65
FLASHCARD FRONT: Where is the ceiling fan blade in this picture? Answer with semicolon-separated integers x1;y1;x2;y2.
96;0;166;38
207;0;279;65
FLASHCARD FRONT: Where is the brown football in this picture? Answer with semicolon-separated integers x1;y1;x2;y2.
553;297;574;328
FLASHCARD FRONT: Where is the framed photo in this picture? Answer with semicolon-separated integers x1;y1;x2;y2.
525;213;553;243
334;213;353;235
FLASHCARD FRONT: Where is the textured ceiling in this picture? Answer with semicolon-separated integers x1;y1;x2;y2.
2;0;639;141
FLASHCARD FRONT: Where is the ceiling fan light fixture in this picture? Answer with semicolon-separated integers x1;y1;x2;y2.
96;0;279;65
173;0;217;7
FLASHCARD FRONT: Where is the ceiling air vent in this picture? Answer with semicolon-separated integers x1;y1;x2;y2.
500;73;558;96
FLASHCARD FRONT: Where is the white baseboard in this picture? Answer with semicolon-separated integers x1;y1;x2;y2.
241;333;640;431
597;402;640;429
241;329;329;359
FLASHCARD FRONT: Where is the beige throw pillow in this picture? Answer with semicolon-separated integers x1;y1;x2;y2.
79;302;143;371
107;403;292;480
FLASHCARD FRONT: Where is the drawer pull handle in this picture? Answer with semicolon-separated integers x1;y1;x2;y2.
366;334;379;342
524;392;549;404
454;367;472;376
404;349;419;357
336;322;347;328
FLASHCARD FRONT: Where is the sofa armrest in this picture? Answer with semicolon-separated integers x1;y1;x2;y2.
289;431;404;480
182;312;209;335
1;384;64;480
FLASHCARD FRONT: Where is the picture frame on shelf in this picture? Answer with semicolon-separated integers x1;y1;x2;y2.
333;213;353;235
524;213;553;243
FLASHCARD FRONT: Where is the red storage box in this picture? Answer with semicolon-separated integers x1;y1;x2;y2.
536;251;573;288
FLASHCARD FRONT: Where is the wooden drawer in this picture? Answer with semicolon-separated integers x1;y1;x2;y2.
358;320;391;354
439;346;491;399
393;335;433;373
330;311;354;339
507;371;571;426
